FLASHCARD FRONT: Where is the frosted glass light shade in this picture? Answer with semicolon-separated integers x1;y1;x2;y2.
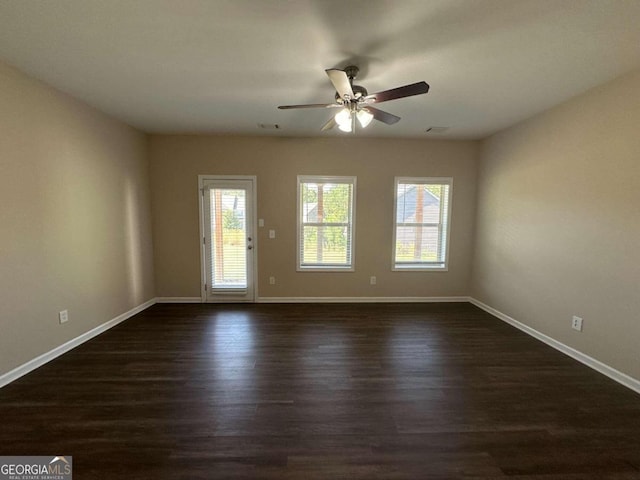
357;109;374;128
338;121;352;132
335;108;351;126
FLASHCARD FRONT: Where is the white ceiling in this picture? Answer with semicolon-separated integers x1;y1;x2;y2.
1;0;639;139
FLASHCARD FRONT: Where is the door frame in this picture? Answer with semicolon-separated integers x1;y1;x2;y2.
198;175;258;303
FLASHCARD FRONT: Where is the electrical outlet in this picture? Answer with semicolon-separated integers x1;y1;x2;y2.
572;316;583;332
269;229;276;239
370;276;377;285
269;276;276;285
59;310;69;324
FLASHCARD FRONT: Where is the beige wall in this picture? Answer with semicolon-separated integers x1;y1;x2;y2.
150;136;478;299
2;55;637;387
0;61;155;376
472;70;640;380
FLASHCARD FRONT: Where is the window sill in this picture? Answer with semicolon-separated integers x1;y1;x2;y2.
297;266;355;273
392;265;448;272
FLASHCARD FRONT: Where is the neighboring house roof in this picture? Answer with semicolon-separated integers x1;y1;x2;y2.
396;187;440;223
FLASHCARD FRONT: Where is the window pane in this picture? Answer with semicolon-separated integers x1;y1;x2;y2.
395;225;440;263
302;225;350;265
209;188;247;287
301;183;319;222
302;182;351;224
321;183;351;223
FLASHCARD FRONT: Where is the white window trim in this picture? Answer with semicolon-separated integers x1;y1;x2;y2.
297;175;357;272
392;176;453;272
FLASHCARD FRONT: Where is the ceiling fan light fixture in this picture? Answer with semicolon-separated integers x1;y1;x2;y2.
335;107;373;132
335;108;351;126
337;120;352;133
357;109;373;128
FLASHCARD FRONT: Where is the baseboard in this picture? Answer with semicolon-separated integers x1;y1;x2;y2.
0;298;156;389
469;297;640;395
155;296;469;304
155;297;202;303
257;296;470;303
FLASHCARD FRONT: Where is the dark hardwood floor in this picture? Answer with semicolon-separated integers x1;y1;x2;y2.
1;302;639;479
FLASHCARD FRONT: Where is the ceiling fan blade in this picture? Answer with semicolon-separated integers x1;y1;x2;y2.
321;116;337;131
365;81;429;104
364;106;401;125
326;69;355;100
278;103;339;109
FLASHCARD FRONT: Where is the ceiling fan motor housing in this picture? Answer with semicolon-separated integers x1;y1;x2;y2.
344;65;359;80
335;84;368;102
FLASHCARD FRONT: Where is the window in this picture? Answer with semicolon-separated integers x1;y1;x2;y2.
298;176;356;271
393;177;452;270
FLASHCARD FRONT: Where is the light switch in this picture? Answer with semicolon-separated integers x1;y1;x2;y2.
269;229;276;239
259;219;265;227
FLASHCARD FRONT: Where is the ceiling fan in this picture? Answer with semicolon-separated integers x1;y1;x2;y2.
278;65;429;133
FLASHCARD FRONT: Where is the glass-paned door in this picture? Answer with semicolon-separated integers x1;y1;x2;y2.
201;177;255;302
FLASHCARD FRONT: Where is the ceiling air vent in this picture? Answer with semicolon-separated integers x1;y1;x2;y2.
425;126;450;134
